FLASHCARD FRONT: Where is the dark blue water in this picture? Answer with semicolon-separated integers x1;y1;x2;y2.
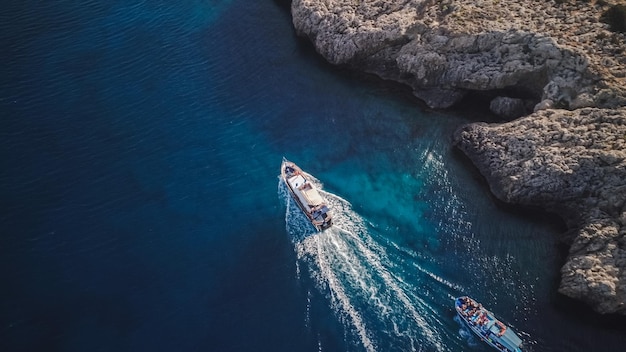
2;1;625;351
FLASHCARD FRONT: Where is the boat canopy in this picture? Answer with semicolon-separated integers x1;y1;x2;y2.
500;328;523;349
301;185;324;206
288;175;324;206
288;175;306;189
455;297;524;352
282;159;333;231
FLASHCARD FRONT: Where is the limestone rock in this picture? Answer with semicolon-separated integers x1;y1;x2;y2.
291;0;626;109
291;0;626;314
453;108;626;314
489;96;532;120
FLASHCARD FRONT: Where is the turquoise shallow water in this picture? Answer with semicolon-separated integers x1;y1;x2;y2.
2;0;626;351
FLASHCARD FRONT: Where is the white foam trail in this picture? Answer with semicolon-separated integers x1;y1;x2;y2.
299;231;376;352
412;263;465;292
420;149;539;349
329;224;443;350
305;289;312;329
278;178;449;351
454;315;479;348
279;179;376;350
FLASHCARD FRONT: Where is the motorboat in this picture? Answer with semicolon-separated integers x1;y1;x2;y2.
281;158;332;231
455;296;524;352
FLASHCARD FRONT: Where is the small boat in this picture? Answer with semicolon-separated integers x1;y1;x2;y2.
455;296;524;352
281;158;332;231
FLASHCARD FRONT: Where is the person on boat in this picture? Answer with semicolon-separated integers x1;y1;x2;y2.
481;324;491;337
460;303;468;315
285;164;300;176
462;297;470;305
477;312;488;326
467;308;477;321
470;309;484;325
496;321;507;336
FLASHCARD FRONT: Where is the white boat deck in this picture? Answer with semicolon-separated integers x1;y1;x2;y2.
282;159;333;231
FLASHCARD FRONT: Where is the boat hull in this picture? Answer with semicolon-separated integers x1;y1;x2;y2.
455;297;523;352
281;159;332;231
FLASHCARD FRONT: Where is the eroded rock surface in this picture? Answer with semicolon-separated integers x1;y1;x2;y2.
453;108;626;314
292;0;626;112
291;0;626;313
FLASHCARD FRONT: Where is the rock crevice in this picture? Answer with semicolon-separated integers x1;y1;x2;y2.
454;107;626;315
291;0;626;314
453;107;626;314
292;0;626;111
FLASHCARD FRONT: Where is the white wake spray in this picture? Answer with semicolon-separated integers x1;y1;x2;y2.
278;176;450;352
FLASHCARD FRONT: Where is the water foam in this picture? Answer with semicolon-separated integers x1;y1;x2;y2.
279;178;450;351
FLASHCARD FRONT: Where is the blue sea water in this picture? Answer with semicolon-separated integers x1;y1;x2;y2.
1;1;626;351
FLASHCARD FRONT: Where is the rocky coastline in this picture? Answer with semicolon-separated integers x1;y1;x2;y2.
290;0;626;314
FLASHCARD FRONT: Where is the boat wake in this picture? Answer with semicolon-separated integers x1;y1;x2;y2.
278;177;453;352
453;315;479;348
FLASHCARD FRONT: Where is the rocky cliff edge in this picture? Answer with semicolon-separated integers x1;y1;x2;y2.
454;108;626;314
291;0;626;314
292;0;626;112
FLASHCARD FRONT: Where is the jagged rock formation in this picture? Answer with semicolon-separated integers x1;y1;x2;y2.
291;0;626;314
453;108;626;314
292;0;626;111
489;97;534;120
